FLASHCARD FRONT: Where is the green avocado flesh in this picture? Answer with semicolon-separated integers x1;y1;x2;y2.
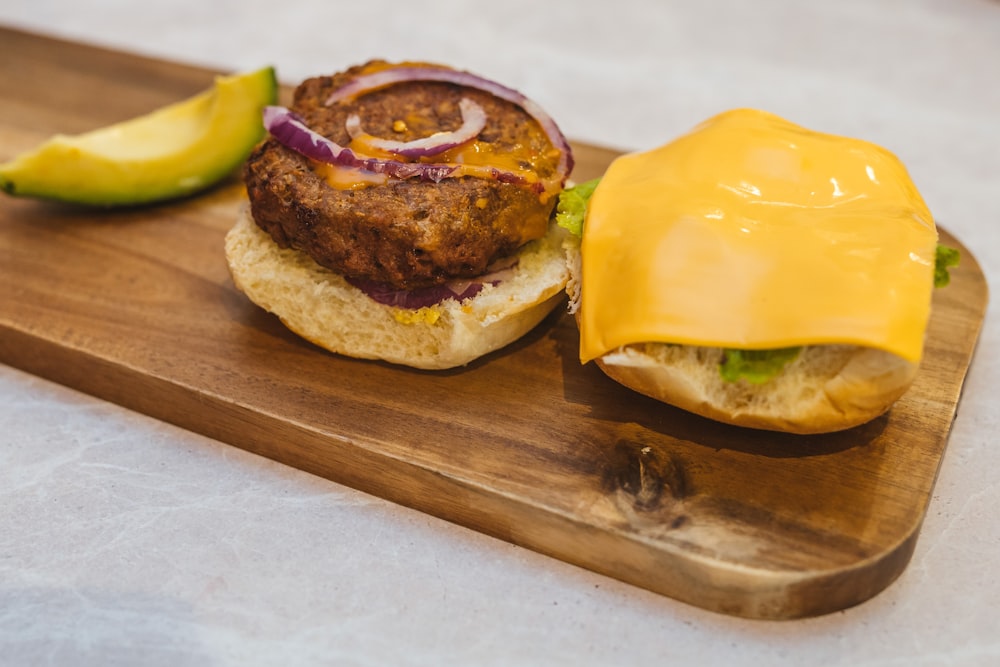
0;66;277;206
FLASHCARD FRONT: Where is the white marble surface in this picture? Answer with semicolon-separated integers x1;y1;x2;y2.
1;1;998;665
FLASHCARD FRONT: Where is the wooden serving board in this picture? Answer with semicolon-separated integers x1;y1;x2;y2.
0;27;989;620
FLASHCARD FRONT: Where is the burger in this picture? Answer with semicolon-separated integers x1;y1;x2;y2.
225;61;575;369
557;108;959;434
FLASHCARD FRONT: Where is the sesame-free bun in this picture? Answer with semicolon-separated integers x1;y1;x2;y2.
594;343;918;435
225;206;570;370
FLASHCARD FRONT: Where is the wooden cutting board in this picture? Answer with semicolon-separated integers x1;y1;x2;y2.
0;27;989;619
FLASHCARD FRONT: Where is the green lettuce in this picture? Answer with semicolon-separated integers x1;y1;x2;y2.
555;177;601;238
719;347;801;384
934;244;960;288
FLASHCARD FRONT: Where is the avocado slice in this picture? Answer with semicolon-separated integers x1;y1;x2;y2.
0;66;278;206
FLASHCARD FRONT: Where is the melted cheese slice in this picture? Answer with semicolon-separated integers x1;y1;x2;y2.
579;108;937;364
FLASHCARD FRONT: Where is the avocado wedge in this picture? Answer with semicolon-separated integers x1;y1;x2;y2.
0;66;277;206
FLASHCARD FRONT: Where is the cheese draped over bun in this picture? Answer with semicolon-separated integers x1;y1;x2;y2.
579;108;938;365
572;108;940;434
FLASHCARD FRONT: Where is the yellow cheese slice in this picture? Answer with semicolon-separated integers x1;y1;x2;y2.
579;108;937;364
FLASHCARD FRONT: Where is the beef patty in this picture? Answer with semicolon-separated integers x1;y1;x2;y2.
244;61;563;290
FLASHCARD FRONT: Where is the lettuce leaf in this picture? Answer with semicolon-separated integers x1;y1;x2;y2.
719;347;801;384
555;178;601;238
934;243;960;288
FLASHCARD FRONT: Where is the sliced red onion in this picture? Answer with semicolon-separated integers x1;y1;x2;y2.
265;105;553;190
263;105;458;183
324;66;574;182
346;259;519;309
345;98;487;158
346;277;485;309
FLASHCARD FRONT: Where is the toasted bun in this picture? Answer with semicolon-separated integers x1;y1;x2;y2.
225;207;571;369
565;244;918;434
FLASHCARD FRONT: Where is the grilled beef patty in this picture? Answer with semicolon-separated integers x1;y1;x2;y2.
244;61;562;290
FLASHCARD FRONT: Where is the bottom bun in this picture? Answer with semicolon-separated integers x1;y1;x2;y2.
225;207;570;370
595;343;919;434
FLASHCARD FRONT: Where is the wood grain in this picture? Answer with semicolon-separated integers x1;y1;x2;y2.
0;26;989;619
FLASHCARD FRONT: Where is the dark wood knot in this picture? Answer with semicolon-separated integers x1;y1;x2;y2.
602;440;688;512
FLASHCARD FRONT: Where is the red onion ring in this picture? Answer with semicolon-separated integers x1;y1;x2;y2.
345;97;487;158
263;105;458;183
324;65;574;183
346;261;518;309
346;276;485;309
264;105;559;191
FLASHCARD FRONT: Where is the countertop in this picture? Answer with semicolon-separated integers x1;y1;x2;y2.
1;1;997;665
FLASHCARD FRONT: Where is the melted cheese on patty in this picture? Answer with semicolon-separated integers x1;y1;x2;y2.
579;108;937;364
